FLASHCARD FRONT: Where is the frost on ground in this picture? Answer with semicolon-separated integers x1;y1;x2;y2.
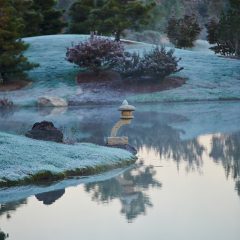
1;34;239;106
0;131;136;183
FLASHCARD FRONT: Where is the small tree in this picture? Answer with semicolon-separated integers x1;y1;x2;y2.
166;15;202;48
68;0;155;41
206;0;240;56
0;0;37;83
66;36;125;74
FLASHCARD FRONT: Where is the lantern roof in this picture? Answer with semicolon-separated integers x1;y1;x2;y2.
118;100;136;111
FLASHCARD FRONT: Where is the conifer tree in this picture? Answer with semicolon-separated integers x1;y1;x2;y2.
206;0;240;56
69;0;155;41
15;0;66;37
0;0;37;83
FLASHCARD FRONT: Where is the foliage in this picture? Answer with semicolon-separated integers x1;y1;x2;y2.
66;36;125;73
66;36;182;80
116;46;183;80
206;0;240;56
14;0;66;37
0;0;38;83
165;15;202;48
68;0;155;41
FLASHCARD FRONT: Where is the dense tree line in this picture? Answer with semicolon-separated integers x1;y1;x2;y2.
206;0;240;56
68;0;155;41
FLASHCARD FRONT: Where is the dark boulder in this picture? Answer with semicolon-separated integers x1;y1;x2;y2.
25;121;63;143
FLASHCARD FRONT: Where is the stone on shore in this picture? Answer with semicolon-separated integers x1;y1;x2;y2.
25;121;63;143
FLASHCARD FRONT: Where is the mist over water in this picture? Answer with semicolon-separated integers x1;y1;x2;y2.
0;101;240;240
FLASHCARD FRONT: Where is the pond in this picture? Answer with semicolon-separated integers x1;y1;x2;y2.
0;101;240;240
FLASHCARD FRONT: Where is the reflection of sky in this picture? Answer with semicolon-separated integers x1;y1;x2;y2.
0;141;240;240
0;102;240;239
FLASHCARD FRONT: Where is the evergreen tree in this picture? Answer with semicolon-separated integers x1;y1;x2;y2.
166;15;202;48
69;0;155;41
33;0;67;35
0;0;37;83
206;0;240;56
68;0;104;34
15;0;66;37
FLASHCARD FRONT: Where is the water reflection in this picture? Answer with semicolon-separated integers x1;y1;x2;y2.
35;189;65;205
0;229;8;240
0;199;27;219
84;164;161;222
210;132;240;196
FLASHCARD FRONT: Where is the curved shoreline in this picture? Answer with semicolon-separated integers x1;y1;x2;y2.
0;80;32;92
0;131;137;188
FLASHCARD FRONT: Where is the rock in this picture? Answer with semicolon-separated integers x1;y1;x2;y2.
25;121;63;143
107;144;137;155
37;96;68;107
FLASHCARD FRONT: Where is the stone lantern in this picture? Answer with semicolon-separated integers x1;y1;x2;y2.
119;100;136;119
107;100;135;146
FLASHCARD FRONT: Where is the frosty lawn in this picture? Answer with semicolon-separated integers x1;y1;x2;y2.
0;131;136;187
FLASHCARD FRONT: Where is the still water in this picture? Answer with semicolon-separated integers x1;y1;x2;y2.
0;101;240;240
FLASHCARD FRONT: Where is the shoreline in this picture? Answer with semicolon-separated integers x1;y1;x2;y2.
0;80;32;92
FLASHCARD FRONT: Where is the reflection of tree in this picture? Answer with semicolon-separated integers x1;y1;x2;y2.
121;112;205;171
35;189;65;205
84;165;161;222
0;229;8;240
210;132;240;196
0;199;27;219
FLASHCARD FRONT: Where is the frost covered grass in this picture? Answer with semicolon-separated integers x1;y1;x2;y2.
1;34;239;106
0;131;136;187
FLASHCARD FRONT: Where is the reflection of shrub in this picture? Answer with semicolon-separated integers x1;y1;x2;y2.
0;98;13;108
116;47;183;80
66;36;124;74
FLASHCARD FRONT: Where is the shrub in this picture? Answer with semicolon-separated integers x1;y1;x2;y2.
66;36;125;74
0;98;13;108
116;46;183;80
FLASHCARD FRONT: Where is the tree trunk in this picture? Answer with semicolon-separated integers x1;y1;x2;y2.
0;73;4;84
114;31;121;42
235;37;240;56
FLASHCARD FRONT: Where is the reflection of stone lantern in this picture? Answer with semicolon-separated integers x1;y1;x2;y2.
107;100;135;146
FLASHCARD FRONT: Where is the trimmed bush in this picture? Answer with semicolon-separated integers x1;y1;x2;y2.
66;36;124;74
66;36;183;81
116;46;183;80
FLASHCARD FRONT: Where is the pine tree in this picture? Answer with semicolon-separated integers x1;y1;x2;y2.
166;15;202;48
0;0;37;83
69;0;155;41
33;0;67;35
15;0;67;37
